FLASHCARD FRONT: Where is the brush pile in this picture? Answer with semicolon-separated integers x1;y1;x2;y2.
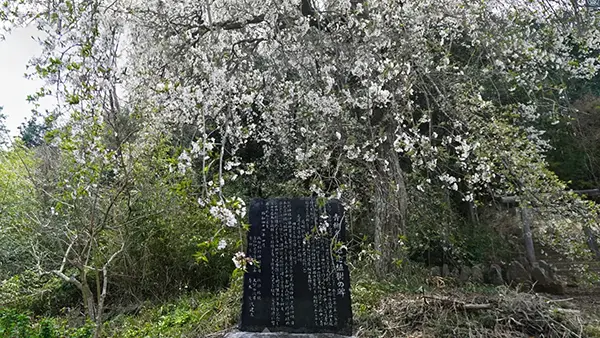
356;287;597;338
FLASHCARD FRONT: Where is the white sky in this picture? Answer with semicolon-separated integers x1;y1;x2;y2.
0;26;49;137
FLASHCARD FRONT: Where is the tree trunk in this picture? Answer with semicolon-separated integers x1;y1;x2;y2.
584;226;600;260
521;207;536;266
94;270;104;338
52;265;97;322
374;150;408;276
94;274;106;338
81;281;97;321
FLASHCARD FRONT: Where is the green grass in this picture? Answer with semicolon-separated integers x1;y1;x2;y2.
0;308;94;338
104;279;242;338
0;277;242;338
585;324;600;338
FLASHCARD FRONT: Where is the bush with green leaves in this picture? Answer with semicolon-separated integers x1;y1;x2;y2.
101;137;239;301
403;176;515;268
0;146;40;279
0;271;80;316
0;308;94;338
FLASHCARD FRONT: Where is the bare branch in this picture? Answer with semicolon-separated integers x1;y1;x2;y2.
105;242;125;270
59;236;77;273
191;14;266;40
52;269;83;290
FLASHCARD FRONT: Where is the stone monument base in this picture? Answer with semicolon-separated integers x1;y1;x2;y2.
224;332;354;338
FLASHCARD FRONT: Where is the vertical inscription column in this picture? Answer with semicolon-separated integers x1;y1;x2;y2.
269;201;280;327
280;199;294;326
242;200;269;328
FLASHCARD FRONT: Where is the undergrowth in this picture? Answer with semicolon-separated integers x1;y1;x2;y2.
104;277;243;338
0;277;242;338
0;308;94;338
2;262;600;337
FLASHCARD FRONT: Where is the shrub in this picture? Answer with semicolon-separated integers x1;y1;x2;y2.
0;271;79;316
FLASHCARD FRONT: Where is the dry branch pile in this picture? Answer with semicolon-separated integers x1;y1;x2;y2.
356;287;593;338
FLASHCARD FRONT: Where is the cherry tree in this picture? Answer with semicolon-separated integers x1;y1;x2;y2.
3;0;600;283
123;0;600;270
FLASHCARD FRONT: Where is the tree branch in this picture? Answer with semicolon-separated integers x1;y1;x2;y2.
58;236;76;274
191;14;266;41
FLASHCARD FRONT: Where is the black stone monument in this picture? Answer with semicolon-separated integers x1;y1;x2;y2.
240;198;352;336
